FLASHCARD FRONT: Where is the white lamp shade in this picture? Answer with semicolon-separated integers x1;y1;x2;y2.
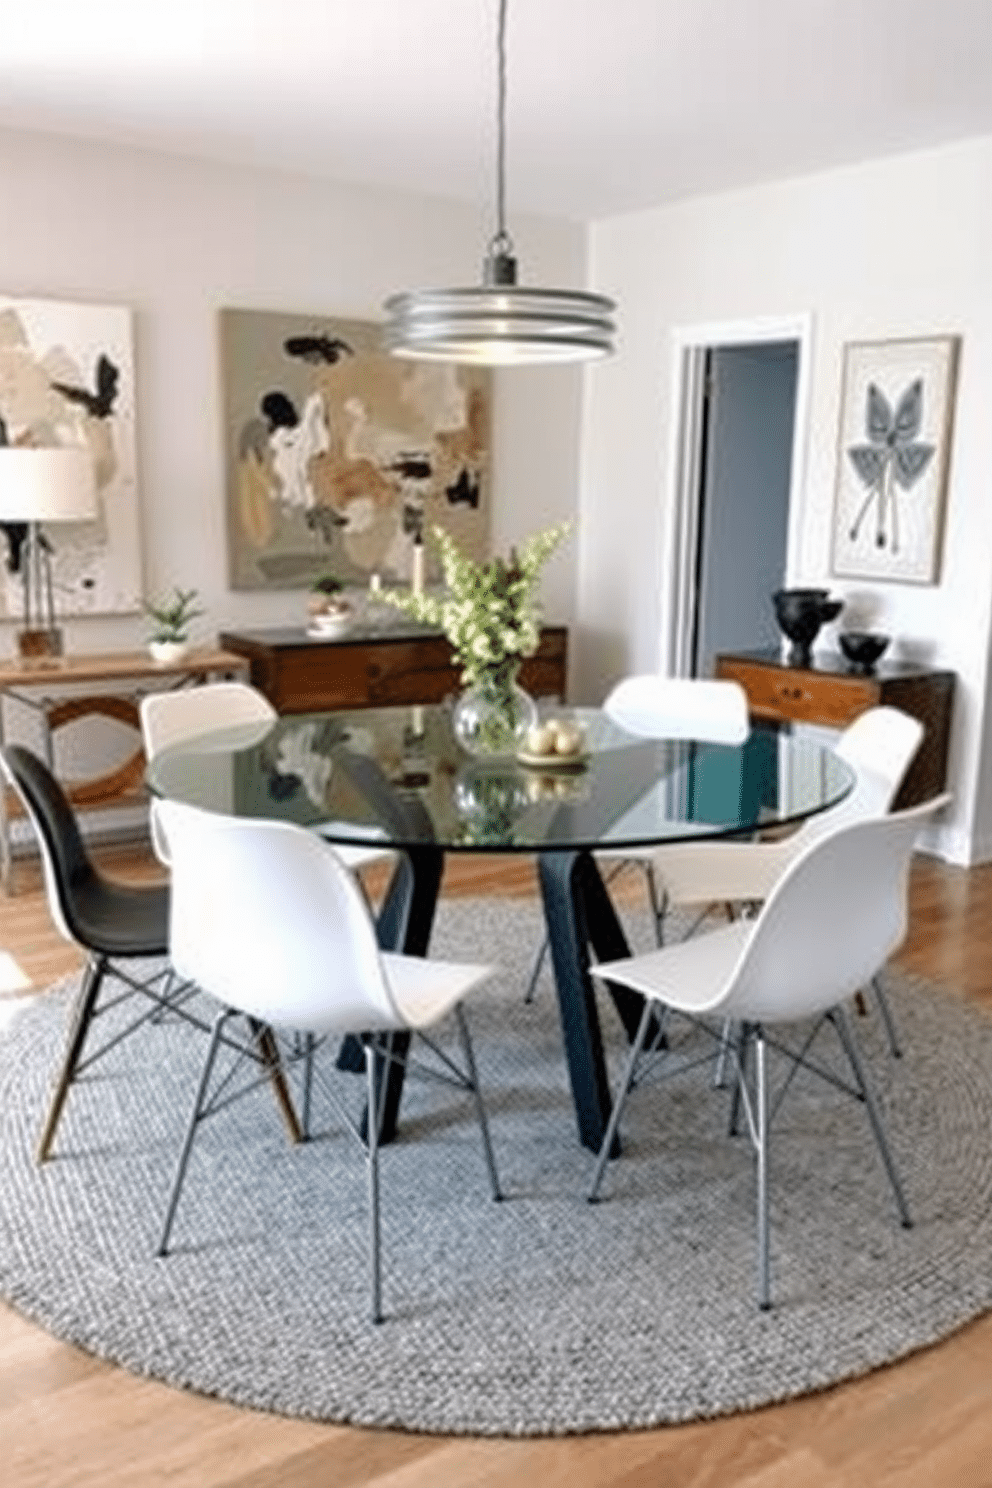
0;447;97;523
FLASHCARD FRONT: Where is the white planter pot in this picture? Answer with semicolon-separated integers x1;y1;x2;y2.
307;598;353;637
148;640;190;664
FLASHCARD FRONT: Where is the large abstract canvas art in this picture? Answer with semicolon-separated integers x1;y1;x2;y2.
220;308;491;591
830;335;960;585
0;295;141;617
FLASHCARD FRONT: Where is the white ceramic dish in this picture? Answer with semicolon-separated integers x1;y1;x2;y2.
306;619;351;640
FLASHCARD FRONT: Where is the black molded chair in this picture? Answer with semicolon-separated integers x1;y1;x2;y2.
0;744;192;1161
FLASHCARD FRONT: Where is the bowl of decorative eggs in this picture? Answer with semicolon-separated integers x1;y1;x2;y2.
517;715;589;771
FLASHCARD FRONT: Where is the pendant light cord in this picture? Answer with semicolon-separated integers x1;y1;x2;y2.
494;0;509;250
485;0;516;280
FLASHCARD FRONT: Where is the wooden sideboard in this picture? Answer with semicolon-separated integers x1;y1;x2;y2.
218;623;568;715
715;648;955;809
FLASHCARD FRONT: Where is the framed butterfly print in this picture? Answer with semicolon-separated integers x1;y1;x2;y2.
830;335;960;585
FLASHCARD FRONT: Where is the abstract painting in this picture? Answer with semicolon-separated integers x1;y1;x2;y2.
0;295;141;617
830;335;959;585
220;308;491;591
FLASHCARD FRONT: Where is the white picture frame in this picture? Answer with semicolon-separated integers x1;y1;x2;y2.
830;335;959;585
0;294;142;617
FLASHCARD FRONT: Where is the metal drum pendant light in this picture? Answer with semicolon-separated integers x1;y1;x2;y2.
383;0;616;364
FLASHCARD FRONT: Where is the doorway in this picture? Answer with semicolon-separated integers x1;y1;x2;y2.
664;315;812;679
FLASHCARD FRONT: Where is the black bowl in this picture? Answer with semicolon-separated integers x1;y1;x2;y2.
772;589;843;658
838;631;890;672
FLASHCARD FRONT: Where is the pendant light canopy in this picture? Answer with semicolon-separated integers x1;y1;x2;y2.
383;0;616;365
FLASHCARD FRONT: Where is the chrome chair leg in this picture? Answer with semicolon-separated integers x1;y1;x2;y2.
754;1029;771;1311
587;997;655;1203
871;973;902;1059
830;1005;912;1229
727;1023;749;1137
711;907;744;1090
644;864;666;946
713;1017;734;1089
523;934;549;1004
302;1032;315;1140
157;1007;231;1256
149;968;173;1024
364;1039;383;1324
454;1006;502;1201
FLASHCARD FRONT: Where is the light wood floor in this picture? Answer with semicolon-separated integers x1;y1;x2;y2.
3;839;992;1487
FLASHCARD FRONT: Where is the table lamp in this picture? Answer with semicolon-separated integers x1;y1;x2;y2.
0;446;97;660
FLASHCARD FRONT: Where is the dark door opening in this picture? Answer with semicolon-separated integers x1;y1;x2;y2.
690;341;798;678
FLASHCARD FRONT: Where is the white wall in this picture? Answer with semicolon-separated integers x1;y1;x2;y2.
0;126;585;652
6;125;988;862
581;136;992;864
0;127;585;811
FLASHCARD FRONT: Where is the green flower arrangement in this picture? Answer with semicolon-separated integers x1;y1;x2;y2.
383;522;570;690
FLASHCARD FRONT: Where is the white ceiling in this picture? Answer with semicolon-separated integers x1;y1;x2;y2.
1;0;991;222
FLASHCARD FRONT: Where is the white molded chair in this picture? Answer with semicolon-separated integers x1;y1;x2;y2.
524;675;750;1001
140;680;391;876
648;704;925;1065
647;705;925;926
154;798;502;1323
603;675;752;746
597;673;752;930
140;682;278;865
140;680;276;756
587;792;949;1309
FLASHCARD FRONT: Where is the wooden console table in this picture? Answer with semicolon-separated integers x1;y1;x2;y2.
218;623;568;714
715;648;955;808
0;645;249;892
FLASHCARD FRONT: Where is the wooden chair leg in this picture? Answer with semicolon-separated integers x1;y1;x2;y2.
251;1022;303;1144
37;955;106;1163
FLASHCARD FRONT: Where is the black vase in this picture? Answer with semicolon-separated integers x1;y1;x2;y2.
773;588;843;665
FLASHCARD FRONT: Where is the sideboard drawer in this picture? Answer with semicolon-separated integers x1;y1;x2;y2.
219;625;568;714
718;657;878;727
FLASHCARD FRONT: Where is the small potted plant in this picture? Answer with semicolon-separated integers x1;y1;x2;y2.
308;572;353;636
143;586;204;663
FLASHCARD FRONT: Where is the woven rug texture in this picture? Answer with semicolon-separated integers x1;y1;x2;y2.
1;895;991;1436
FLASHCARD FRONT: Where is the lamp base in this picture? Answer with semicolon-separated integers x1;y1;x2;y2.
17;627;64;662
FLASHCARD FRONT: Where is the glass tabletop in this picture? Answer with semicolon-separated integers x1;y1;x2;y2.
147;702;854;854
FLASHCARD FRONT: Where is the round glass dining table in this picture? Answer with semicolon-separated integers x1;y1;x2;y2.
149;702;854;1152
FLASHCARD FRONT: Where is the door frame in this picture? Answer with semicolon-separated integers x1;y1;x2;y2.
661;312;814;677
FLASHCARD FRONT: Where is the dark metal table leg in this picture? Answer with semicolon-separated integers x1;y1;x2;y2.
539;849;649;1153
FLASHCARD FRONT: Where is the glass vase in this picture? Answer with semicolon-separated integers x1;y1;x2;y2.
452;670;538;759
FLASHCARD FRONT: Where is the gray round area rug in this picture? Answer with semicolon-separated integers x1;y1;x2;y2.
1;895;992;1437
